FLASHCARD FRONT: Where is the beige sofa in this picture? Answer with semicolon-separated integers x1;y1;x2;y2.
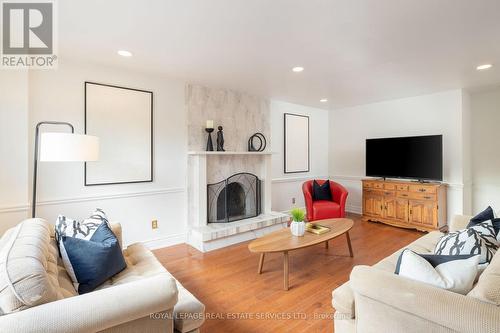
0;218;205;333
332;215;500;333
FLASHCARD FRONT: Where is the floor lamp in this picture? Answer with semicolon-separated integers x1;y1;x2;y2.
32;121;99;218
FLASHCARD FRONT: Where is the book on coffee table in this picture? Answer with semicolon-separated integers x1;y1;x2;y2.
306;223;330;235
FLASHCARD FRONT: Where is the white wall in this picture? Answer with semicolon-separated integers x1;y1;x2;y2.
1;63;329;247
329;89;469;219
0;71;30;226
470;87;500;213
0;61;187;248
270;101;329;212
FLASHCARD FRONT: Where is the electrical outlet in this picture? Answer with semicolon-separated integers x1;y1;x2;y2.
292;197;296;204
151;220;158;229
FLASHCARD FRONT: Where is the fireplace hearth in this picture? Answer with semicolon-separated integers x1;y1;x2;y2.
208;173;261;223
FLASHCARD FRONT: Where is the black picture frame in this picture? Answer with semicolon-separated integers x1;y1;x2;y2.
84;81;154;186
283;113;310;173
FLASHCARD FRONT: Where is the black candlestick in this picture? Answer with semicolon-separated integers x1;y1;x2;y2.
205;128;214;151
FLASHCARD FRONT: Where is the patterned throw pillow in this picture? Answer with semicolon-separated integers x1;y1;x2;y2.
435;222;498;265
55;208;108;243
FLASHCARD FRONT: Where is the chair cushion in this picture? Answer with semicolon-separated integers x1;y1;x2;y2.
312;200;340;220
0;219;76;314
98;243;205;333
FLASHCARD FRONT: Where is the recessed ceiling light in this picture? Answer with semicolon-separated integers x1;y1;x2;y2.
292;66;304;72
117;50;132;57
320;98;328;103
476;64;492;70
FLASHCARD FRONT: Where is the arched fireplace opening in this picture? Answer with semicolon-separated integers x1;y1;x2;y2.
208;173;261;223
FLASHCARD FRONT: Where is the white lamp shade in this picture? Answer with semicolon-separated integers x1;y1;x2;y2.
40;132;99;162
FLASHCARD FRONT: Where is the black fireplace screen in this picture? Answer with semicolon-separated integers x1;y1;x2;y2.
207;173;261;223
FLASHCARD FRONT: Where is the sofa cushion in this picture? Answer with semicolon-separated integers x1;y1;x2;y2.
0;219;75;314
468;251;500;305
332;231;443;318
97;243;205;333
332;281;354;318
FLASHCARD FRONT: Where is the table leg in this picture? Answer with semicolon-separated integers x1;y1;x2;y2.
325;240;329;249
346;232;354;257
258;253;265;274
283;251;289;291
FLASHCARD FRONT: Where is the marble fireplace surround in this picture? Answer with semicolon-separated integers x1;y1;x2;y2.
186;152;288;252
186;85;287;252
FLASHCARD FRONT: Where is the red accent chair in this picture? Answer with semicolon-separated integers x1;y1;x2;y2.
302;180;348;222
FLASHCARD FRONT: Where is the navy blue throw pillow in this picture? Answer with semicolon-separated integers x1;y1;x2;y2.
313;180;332;201
467;206;500;235
468;206;495;226
61;223;126;294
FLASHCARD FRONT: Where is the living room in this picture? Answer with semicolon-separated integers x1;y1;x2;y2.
1;1;499;333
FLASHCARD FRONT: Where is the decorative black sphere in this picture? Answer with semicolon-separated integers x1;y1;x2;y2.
218;126;223;130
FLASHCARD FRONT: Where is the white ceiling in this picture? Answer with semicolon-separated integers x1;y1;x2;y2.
59;0;500;109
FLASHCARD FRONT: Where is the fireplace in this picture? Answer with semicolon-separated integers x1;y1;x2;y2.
207;173;261;223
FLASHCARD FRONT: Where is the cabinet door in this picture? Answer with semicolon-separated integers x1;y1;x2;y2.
409;200;437;226
384;197;397;219
395;199;409;222
364;195;384;217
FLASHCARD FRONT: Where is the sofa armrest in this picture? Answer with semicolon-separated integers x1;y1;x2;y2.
449;215;472;232
110;222;123;248
0;273;178;333
350;266;500;333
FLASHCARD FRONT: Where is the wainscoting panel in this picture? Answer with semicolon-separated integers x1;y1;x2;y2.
0;188;187;248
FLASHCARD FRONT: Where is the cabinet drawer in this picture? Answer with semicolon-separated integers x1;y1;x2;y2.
409;185;437;194
364;189;383;196
397;191;410;199
382;190;396;197
373;182;384;189
363;182;373;188
396;184;409;191
408;192;436;201
384;183;397;190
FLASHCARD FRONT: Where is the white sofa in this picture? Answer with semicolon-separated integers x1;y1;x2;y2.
0;218;205;333
332;215;500;333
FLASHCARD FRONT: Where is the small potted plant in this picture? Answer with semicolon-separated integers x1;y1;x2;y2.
290;208;306;236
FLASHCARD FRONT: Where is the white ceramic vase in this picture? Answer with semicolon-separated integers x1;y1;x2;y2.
290;221;306;236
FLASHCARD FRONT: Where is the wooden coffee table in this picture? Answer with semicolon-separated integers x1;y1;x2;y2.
248;218;354;290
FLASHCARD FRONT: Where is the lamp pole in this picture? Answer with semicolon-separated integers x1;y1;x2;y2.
32;121;75;218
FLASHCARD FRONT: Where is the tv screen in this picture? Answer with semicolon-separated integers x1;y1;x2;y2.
366;135;443;181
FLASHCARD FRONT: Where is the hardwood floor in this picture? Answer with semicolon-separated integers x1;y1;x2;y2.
153;213;423;333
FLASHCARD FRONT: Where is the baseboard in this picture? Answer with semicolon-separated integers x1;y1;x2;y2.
346;204;362;215
142;233;187;250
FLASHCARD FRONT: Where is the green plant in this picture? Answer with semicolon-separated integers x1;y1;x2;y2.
290;207;305;222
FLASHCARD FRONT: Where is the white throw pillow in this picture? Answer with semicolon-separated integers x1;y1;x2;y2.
395;249;480;294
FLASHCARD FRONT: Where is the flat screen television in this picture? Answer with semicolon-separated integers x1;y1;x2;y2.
366;135;443;181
